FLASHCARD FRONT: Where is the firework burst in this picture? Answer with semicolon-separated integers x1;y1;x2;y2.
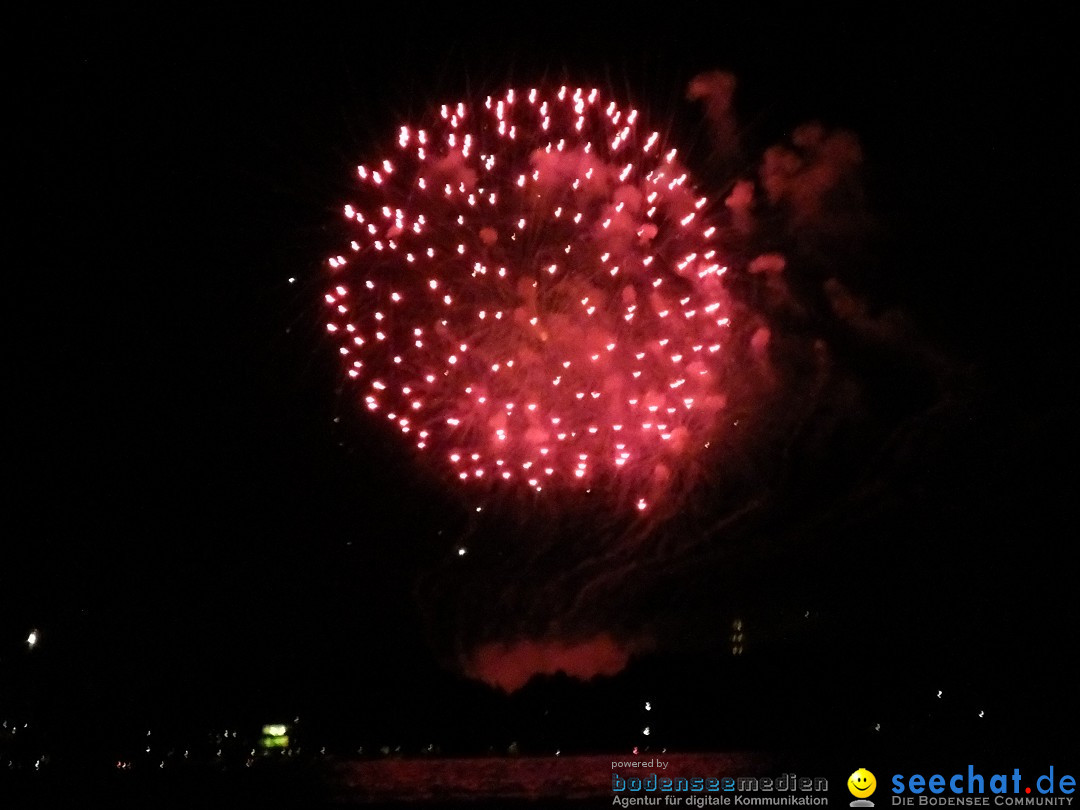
325;86;732;513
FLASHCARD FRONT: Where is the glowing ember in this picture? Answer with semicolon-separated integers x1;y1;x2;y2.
326;86;731;509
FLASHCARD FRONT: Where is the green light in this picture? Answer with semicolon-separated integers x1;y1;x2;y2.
259;723;290;751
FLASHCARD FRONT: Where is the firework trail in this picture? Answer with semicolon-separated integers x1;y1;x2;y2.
324;86;733;515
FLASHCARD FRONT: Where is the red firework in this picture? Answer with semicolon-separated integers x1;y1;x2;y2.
325;86;732;512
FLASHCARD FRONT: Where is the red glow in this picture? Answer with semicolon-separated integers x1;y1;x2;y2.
326;87;731;510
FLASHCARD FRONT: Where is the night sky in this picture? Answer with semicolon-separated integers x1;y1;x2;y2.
5;6;1075;777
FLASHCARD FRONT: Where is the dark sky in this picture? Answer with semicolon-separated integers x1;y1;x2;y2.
5;8;1075;759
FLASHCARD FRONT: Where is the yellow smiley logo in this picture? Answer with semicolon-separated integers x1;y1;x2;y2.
848;768;877;798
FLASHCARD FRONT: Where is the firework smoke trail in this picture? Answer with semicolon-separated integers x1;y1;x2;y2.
324;86;734;518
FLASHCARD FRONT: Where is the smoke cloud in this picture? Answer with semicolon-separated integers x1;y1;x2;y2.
464;634;642;692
